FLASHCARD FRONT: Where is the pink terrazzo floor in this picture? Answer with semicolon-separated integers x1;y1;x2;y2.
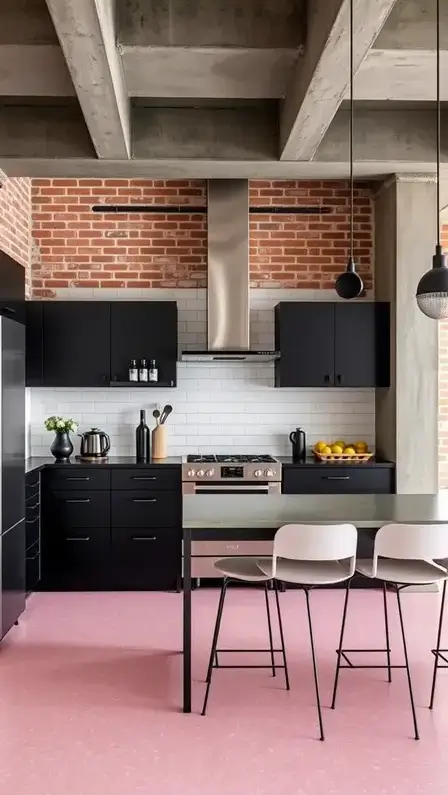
0;588;448;795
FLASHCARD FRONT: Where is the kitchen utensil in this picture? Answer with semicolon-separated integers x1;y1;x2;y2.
153;409;160;425
78;428;110;458
152;424;167;459
289;427;306;461
160;404;172;424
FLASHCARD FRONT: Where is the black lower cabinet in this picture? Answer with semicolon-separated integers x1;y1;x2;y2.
25;472;41;594
39;466;182;591
2;519;26;637
112;528;181;590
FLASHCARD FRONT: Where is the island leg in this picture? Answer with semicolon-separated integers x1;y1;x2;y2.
183;529;192;713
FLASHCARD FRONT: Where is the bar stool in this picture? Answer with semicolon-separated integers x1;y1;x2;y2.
429;567;448;709
331;523;448;741
202;523;358;742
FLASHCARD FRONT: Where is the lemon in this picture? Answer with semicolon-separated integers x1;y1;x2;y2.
331;444;343;454
334;440;345;449
354;440;368;452
344;446;356;455
322;445;332;455
314;441;327;452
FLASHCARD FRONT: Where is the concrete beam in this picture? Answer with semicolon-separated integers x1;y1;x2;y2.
316;108;448;164
117;0;305;48
0;107;95;159
0;45;75;96
120;46;298;99
0;0;58;45
133;107;278;160
375;0;448;50
280;0;399;162
353;49;448;101
45;0;130;159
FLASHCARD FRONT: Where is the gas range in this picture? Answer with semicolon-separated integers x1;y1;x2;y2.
182;454;282;494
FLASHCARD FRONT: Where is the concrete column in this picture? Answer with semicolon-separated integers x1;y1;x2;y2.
375;175;439;494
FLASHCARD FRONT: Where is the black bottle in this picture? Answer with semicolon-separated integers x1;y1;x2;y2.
136;409;150;462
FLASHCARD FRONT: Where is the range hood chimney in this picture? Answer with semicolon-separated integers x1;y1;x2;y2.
181;180;278;363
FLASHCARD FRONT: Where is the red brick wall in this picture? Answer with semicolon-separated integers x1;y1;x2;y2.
0;177;31;287
439;225;448;487
31;179;374;297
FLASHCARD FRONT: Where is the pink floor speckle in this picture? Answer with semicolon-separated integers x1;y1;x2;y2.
1;588;448;795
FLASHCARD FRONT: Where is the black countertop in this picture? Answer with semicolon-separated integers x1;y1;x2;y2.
26;455;183;475
278;456;395;468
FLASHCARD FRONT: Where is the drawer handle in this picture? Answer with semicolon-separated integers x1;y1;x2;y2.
26;516;39;524
66;536;90;542
64;498;91;503
132;536;157;542
132;498;157;503
65;477;90;481
226;544;239;550
26;502;39;509
323;476;350;481
131;476;156;481
26;550;40;561
26;490;39;501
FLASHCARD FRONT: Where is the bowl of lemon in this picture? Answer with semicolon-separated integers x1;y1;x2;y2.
313;440;373;462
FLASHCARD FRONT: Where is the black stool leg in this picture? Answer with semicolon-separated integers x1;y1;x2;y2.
264;582;276;677
274;579;290;690
331;578;351;709
396;585;419;740
429;579;447;709
383;582;392;683
202;578;228;715
304;588;324;741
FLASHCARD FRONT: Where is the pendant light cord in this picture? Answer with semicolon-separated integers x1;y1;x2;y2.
349;0;354;260
437;0;441;248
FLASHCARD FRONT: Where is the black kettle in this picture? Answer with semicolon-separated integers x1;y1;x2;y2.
289;427;306;461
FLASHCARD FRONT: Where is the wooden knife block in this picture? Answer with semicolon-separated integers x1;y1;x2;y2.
152;425;167;459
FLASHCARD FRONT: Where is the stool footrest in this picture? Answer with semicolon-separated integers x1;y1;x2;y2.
431;648;448;666
336;648;404;670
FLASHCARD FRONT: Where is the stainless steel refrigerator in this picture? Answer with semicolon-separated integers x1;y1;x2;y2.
0;315;25;640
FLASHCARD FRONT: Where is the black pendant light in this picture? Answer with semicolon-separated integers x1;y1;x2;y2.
416;0;448;319
335;0;363;300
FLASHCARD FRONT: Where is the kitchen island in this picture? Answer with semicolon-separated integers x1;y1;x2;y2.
182;494;448;713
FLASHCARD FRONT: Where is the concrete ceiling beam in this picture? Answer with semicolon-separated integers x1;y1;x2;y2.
0;45;75;97
279;0;399;162
352;49;448;101
374;0;448;50
120;46;298;99
45;0;130;159
0;107;95;159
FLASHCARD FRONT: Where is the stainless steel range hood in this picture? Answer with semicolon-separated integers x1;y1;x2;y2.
181;180;278;363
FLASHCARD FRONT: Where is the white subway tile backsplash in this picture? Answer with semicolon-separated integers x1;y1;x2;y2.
28;288;375;457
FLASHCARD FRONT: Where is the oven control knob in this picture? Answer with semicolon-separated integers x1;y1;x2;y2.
187;469;196;477
206;469;214;477
254;469;262;477
196;469;205;477
264;469;275;477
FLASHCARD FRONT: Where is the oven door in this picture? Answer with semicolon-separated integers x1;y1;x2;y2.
183;482;281;495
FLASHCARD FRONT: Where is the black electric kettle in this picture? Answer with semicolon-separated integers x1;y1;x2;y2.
289;427;306;461
78;428;111;458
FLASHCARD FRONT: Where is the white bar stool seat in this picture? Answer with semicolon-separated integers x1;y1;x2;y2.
259;558;353;586
356;557;446;584
213;557;272;581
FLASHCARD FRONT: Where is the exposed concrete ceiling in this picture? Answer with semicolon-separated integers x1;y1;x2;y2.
0;0;448;182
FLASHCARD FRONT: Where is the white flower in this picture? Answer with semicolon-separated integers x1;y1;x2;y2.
56;420;65;429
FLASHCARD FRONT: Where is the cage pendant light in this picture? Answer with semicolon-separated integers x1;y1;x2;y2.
416;0;448;319
335;0;363;299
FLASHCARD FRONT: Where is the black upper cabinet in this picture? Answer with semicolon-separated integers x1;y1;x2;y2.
26;301;178;388
275;301;389;388
110;301;177;386
43;302;111;387
0;251;25;322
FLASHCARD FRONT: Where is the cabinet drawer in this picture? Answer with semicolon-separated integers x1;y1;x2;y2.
190;540;273;557
26;499;40;524
111;468;180;491
41;527;110;591
26;475;40;500
112;527;180;590
189;557;232;579
45;491;110;527
26;487;40;506
283;466;393;494
26;513;40;549
26;541;40;593
111;491;180;528
44;468;110;491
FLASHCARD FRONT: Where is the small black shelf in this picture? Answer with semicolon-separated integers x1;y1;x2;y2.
110;381;176;388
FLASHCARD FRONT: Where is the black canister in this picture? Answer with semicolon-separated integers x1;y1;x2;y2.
289;427;306;461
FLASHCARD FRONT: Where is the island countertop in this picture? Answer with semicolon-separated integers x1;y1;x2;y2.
183;493;448;530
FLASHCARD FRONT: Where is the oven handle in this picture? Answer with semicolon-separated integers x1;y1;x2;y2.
194;484;270;493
